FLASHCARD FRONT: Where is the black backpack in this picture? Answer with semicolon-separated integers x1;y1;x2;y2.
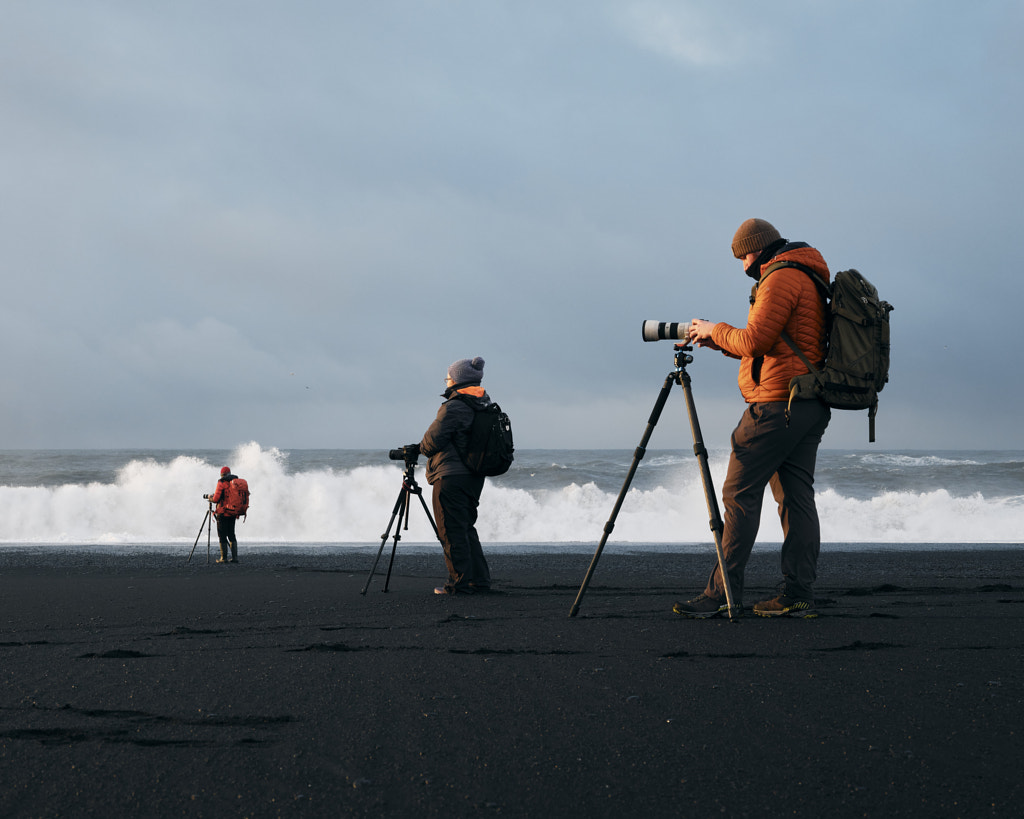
454;398;515;476
766;262;893;442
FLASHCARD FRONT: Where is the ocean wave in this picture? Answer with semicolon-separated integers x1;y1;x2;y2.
852;453;984;468
0;443;1021;545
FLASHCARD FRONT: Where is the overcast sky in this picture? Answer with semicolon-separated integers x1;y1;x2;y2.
1;1;1021;451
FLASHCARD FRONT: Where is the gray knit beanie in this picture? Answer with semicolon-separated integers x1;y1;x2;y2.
731;218;782;258
447;357;485;385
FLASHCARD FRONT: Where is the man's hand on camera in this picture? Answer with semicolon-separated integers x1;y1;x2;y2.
688;318;720;349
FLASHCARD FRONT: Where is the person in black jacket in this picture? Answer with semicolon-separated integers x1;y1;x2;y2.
419;357;492;595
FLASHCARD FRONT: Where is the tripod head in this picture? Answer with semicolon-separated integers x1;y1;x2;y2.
673;342;694;369
401;459;421;486
388;444;424;488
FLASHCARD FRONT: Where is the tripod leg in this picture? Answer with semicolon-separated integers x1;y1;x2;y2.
678;370;739;622
382;483;443;592
382;486;413;592
569;374;677;617
361;485;409;595
187;509;211;564
414;488;441;540
383;480;444;592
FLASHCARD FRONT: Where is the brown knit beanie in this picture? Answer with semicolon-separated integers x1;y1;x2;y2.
731;218;781;258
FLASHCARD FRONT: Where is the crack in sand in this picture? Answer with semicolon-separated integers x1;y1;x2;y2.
2;705;296;748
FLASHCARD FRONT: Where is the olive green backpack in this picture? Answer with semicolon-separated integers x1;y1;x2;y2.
767;262;894;442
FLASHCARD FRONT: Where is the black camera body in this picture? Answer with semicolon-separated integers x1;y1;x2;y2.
389;444;420;465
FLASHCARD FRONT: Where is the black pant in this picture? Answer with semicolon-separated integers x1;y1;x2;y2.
216;514;237;547
432;473;489;591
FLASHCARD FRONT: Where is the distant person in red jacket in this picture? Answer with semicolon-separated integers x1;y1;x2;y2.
204;466;249;564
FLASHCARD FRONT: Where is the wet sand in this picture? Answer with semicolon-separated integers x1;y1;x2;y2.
1;547;1022;818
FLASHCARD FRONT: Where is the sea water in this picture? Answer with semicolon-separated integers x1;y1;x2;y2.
0;443;1021;552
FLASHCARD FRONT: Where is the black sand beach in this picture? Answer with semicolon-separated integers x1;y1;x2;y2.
2;547;1022;818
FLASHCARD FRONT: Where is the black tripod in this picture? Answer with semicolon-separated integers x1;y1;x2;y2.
187;502;215;564
361;455;441;594
569;343;738;620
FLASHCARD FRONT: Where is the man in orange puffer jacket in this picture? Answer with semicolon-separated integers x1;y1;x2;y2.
674;218;831;619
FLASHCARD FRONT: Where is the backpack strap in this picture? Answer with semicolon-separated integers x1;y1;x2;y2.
780;331;819;376
756;259;831;422
748;259;828;392
780;330;826;422
451;392;485;413
449;393;481;467
763;260;831;300
767;259;830;378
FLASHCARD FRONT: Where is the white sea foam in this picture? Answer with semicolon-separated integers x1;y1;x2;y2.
853;453;984;468
0;442;1021;547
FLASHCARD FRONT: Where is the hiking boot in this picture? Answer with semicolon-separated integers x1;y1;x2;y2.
672;593;732;619
434;584;475;596
753;594;817;618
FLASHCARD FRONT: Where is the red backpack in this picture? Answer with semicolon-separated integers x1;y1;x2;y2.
221;477;250;518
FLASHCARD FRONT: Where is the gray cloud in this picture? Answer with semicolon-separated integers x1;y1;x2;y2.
1;1;1022;451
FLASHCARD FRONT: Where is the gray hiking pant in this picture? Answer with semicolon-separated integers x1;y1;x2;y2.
705;399;831;604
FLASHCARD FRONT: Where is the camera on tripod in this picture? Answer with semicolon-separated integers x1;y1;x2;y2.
570;316;737;620
389;444;420;466
365;442;435;595
641;320;691;342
